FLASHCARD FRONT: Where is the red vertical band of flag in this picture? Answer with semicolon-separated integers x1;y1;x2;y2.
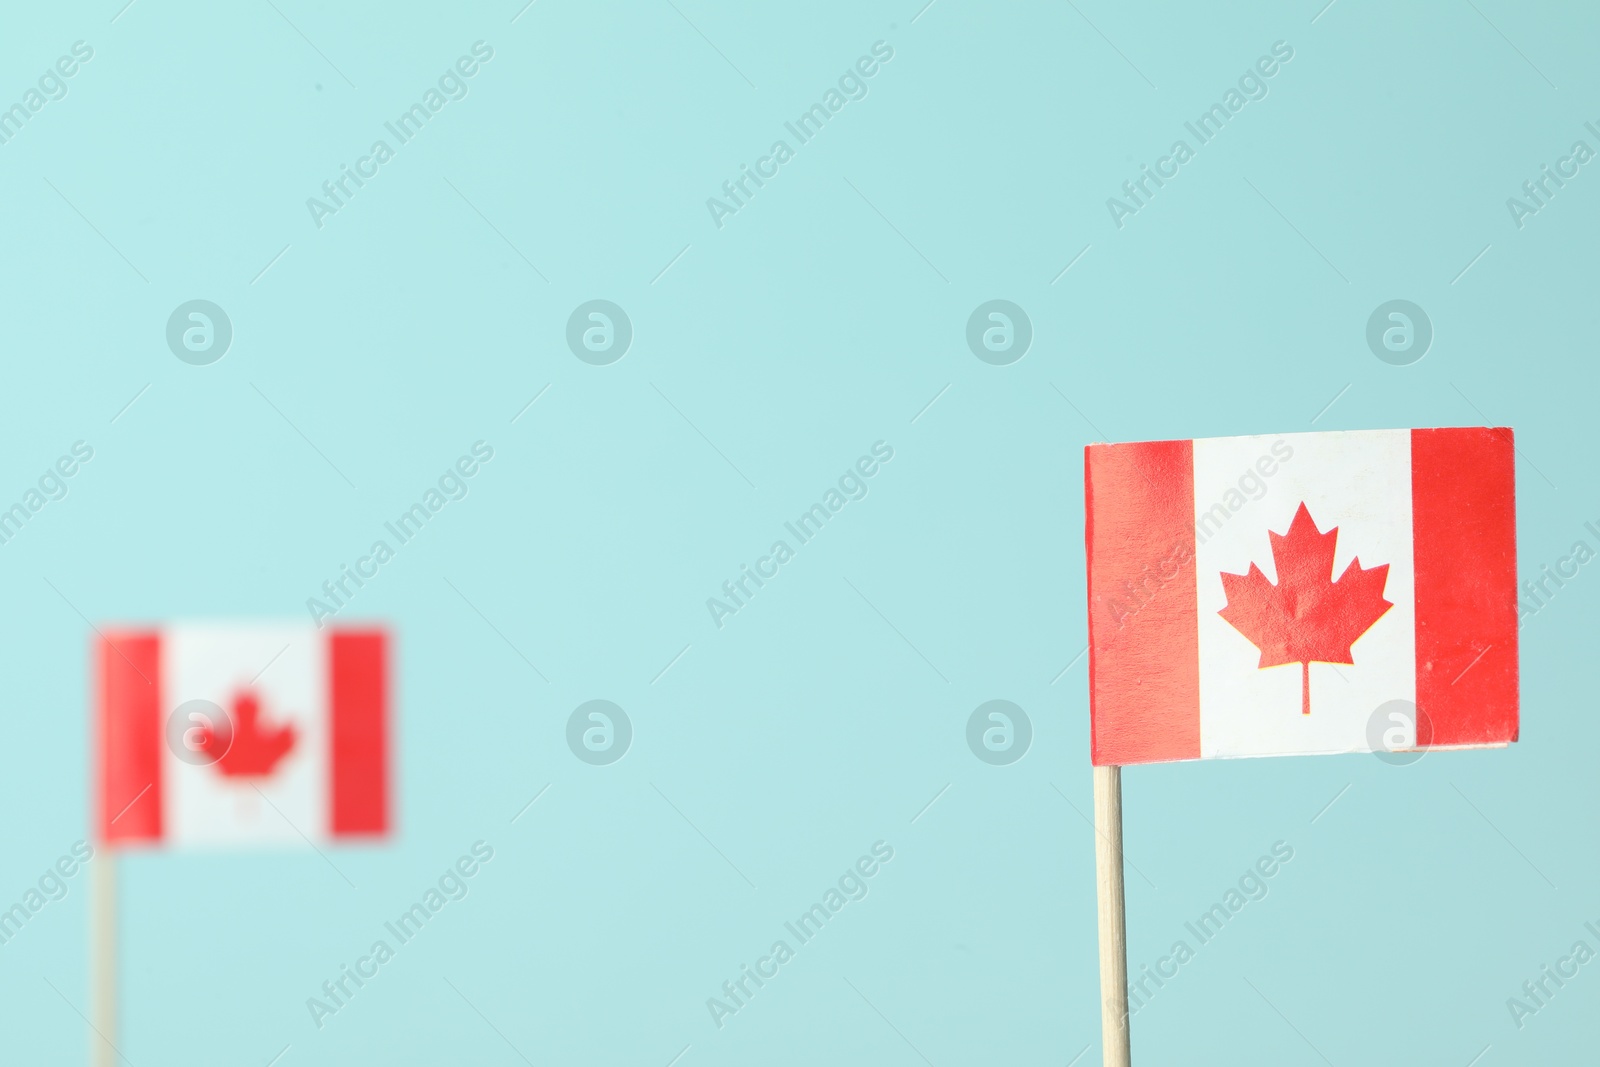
330;630;389;836
98;631;162;844
1086;439;1200;766
1411;427;1519;746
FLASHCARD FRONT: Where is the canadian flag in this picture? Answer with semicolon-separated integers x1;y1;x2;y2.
1084;427;1518;765
96;623;390;846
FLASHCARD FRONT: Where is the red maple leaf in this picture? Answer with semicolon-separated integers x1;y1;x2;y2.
200;691;298;778
1218;502;1393;716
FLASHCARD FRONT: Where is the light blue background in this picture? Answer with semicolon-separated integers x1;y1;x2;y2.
0;1;1595;1063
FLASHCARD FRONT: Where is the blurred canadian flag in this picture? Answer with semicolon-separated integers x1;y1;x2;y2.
95;623;390;847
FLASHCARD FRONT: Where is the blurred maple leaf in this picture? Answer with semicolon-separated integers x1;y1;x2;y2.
1218;502;1392;716
201;691;297;777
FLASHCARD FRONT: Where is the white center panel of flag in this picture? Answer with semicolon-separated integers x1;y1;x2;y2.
163;624;328;847
1194;429;1417;758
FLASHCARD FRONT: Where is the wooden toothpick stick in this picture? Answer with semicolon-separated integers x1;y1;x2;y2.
1094;764;1131;1066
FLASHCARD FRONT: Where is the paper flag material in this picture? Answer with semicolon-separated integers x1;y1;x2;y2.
96;623;389;846
1084;427;1518;765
